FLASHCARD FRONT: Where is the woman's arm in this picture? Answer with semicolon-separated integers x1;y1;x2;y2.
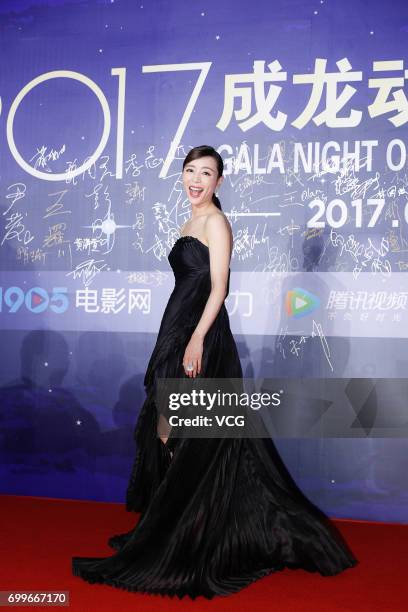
183;214;232;377
193;214;232;339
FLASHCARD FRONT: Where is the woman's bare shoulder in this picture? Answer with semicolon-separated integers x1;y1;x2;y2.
205;211;231;231
205;212;233;251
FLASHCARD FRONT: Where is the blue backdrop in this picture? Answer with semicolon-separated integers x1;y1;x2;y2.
1;0;407;522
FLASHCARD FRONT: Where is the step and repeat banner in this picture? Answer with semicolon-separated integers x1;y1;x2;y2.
1;0;407;522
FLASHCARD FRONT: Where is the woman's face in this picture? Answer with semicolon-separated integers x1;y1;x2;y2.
182;155;223;206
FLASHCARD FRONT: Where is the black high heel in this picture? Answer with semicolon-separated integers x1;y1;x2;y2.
167;434;179;454
159;435;178;459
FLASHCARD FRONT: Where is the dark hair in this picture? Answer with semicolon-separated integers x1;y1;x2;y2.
182;145;223;210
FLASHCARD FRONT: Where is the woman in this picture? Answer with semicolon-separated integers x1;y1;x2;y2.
72;145;358;599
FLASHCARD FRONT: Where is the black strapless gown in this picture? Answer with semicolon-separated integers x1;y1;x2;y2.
72;235;358;599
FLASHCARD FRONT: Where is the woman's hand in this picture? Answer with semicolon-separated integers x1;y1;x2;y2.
183;332;204;377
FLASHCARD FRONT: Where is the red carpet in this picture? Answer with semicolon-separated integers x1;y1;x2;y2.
1;495;407;611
